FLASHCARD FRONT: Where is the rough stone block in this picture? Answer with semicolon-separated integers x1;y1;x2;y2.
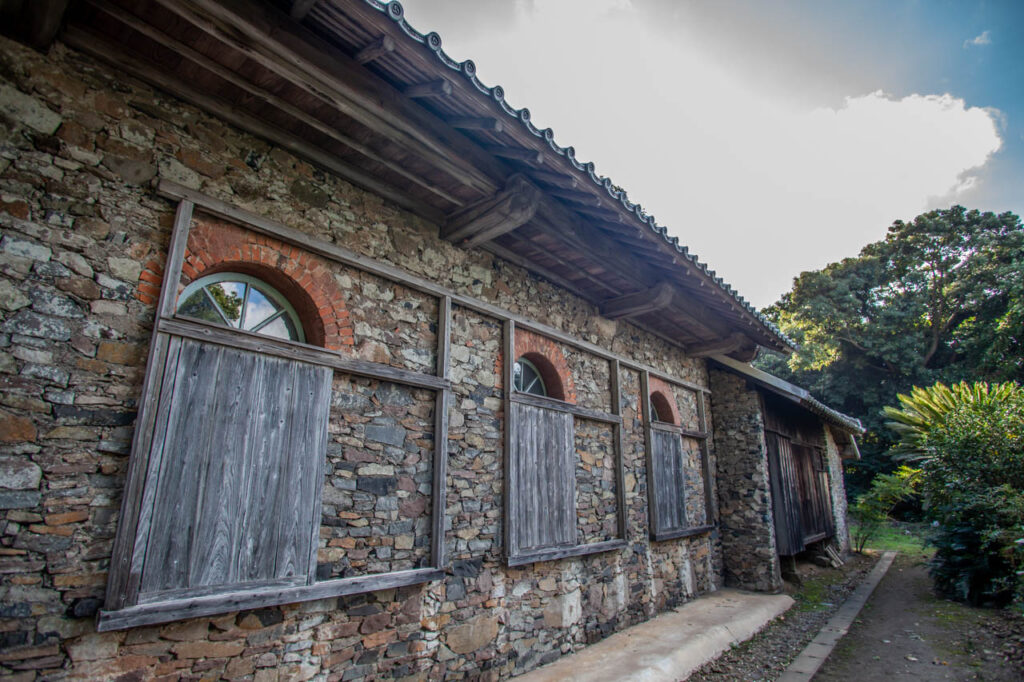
0;84;62;134
445;615;499;654
0;458;42;489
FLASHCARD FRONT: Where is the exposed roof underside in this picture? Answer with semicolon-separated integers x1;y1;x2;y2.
712;355;865;436
46;0;796;357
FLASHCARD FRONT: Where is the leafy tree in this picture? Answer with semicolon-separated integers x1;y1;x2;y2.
207;283;242;322
884;381;1024;605
757;206;1024;492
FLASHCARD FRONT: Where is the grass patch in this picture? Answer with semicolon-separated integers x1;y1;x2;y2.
794;577;830;612
851;520;932;554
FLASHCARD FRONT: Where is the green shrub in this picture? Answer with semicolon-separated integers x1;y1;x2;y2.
884;381;1024;605
849;465;921;553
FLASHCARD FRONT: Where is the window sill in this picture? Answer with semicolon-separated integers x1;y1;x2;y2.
97;567;445;631
651;524;716;542
507;538;627;567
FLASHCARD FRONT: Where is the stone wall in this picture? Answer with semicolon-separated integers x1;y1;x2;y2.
0;35;734;681
707;369;782;593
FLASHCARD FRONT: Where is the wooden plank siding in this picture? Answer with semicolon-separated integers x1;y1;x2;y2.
766;432;803;557
764;394;835;555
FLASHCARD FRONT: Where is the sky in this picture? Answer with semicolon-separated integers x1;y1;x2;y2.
397;0;1024;309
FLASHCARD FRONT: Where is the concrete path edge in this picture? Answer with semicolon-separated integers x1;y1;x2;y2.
512;589;795;682
777;550;898;682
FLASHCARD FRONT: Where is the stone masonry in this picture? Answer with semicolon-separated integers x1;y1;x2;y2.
707;369;783;593
0;34;747;681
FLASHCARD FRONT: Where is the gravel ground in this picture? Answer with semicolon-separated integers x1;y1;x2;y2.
688;553;876;681
689;551;1024;681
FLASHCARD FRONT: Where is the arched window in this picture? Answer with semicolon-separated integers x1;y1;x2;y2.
649;391;675;424
177;273;305;342
513;357;546;396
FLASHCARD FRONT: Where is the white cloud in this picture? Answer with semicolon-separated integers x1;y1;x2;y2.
964;30;992;48
403;0;1003;308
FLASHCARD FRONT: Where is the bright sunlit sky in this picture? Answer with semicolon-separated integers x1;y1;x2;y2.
398;0;1024;309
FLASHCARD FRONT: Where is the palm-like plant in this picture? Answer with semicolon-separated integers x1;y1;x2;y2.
884;381;1020;462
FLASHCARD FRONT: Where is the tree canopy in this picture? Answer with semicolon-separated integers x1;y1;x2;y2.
755;206;1024;485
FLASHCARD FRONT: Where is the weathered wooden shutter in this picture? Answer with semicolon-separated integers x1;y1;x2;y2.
135;337;331;599
650;430;686;534
510;403;575;552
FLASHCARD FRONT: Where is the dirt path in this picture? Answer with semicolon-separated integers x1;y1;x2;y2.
814;553;1017;681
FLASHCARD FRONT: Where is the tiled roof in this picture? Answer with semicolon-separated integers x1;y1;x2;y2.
364;0;797;351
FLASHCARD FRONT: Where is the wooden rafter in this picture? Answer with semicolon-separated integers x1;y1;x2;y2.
150;0;502;195
450;117;503;133
685;333;748;358
82;0;465;208
404;79;452;99
62;26;445;225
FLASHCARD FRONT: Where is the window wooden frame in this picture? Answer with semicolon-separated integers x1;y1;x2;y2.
503;320;628;566
100;196;451;631
641;371;716;542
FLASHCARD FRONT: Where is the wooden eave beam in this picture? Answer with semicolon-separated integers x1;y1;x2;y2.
62;25;444;225
82;0;465;209
443;174;541;248
150;0;502;196
685;333;748;358
600;282;676;320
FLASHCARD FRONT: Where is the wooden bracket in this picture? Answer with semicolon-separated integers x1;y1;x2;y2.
290;0;318;21
600;282;676;320
354;35;395;65
3;0;71;49
450;117;503;133
443;174;541;248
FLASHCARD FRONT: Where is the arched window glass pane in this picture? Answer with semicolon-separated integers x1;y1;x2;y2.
650;400;662;422
513;357;546;396
177;273;305;343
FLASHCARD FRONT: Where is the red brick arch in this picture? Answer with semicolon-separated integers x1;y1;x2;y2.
648;376;680;425
148;217;353;351
513;329;576;403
